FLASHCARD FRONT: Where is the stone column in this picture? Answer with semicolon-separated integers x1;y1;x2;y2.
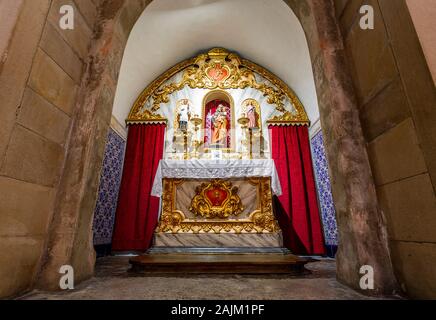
36;0;152;290
308;0;399;295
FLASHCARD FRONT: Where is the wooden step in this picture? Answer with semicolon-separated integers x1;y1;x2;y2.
129;253;312;275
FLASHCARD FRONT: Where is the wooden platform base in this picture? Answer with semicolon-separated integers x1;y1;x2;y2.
129;253;312;275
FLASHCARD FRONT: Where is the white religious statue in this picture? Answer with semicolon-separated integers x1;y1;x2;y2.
177;99;191;131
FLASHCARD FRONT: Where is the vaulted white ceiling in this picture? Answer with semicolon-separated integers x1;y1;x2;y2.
112;0;320;127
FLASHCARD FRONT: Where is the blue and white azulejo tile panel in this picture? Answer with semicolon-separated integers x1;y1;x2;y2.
92;128;126;246
311;131;338;247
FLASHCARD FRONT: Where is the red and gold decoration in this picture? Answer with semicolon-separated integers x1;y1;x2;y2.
189;180;244;219
127;48;309;126
158;178;279;234
206;62;231;83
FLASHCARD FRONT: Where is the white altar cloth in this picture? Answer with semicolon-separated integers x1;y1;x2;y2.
151;159;282;197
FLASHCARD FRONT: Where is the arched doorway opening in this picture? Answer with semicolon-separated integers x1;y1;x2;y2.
38;0;398;296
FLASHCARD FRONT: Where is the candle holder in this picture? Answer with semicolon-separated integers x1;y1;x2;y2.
237;114;249;128
190;115;203;159
237;115;250;159
250;128;263;159
183;130;189;160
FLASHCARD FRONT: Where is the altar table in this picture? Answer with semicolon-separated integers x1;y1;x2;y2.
151;159;282;237
151;159;282;197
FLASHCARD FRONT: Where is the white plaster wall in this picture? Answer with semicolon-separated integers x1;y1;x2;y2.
112;0;320;127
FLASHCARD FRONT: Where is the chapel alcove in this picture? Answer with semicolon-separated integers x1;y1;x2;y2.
88;1;343;275
85;0;404;296
109;48;326;266
4;0;434;300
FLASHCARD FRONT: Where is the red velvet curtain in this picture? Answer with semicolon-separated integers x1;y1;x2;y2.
269;125;325;255
112;124;166;251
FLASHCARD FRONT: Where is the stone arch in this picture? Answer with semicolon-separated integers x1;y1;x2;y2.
37;0;398;295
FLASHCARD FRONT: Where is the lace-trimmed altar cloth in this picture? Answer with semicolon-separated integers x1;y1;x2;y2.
151;159;282;197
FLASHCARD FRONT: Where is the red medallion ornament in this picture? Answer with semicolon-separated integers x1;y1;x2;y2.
206;63;230;83
205;186;229;207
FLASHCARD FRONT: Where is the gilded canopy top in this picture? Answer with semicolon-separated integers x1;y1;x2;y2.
127;48;310;126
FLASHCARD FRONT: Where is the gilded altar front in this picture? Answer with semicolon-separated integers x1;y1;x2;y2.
158;177;279;234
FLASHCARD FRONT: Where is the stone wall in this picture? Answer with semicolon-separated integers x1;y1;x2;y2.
0;0;98;298
335;0;436;299
35;0;151;292
406;0;436;84
0;0;146;298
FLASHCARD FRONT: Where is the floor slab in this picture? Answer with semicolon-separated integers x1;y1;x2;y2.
21;256;391;300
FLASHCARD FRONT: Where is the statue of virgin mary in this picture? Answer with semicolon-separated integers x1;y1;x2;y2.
211;104;228;146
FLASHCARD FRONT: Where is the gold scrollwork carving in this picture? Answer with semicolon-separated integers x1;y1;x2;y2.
127;48;309;126
266;111;310;126
130;109;167;124
157;177;279;234
189;179;244;219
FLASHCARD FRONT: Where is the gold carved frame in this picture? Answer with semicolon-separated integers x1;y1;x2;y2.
126;48;310;126
157;177;279;234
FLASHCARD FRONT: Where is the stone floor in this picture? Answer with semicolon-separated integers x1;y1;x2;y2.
21;256;388;300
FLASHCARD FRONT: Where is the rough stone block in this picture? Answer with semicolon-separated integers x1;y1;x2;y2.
360;77;411;142
40;21;84;84
0;177;54;237
0;0;23;58
0;0;51;166
379;0;436;197
334;0;349;18
18;88;71;146
378;173;436;243
1;125;64;187
0;236;45;298
390;241;436;299
73;0;98;30
338;0;363;37
47;0;92;60
368;118;427;185
28;49;78;116
344;0;398;105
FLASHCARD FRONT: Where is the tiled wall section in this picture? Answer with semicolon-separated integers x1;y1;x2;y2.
311;131;339;247
93;128;126;246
